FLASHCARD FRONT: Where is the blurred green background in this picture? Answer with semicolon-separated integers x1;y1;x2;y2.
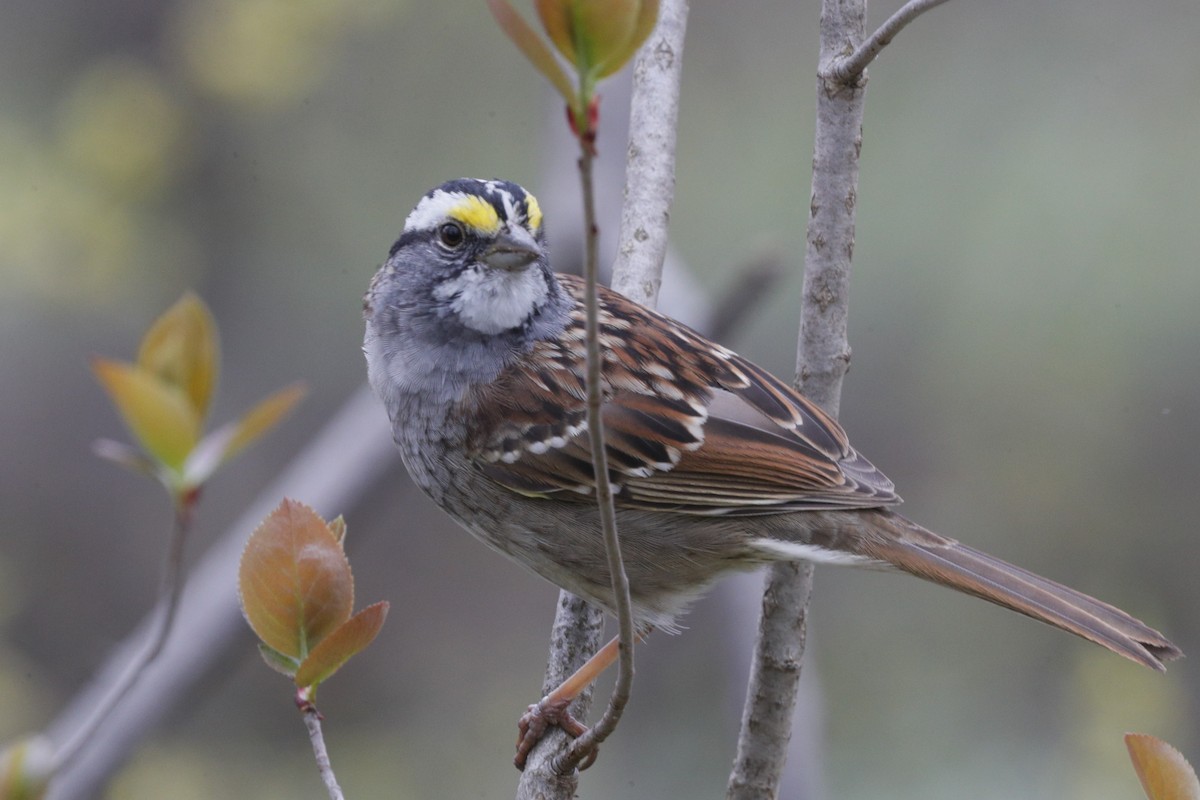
1;0;1197;797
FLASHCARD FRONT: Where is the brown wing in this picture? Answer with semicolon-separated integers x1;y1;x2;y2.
470;275;899;516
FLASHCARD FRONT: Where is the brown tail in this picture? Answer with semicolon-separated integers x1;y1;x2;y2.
849;510;1182;671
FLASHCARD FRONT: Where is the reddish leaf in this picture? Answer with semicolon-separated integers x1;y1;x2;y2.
238;500;354;659
1126;733;1200;800
486;0;575;103
294;601;389;689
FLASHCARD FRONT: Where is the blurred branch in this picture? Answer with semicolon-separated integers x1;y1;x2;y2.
706;250;789;343
824;0;952;83
45;386;399;800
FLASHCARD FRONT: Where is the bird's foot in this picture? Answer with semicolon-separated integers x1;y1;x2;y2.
514;696;596;771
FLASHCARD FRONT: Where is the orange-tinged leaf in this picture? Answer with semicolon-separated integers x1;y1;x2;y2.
220;382;306;466
596;0;659;78
294;601;389;688
1126;734;1200;800
534;0;575;63
238;499;354;659
136;292;219;420
486;0;575;103
181;382;305;486
92;358;201;470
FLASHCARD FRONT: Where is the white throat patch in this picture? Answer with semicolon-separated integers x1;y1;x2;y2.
434;264;549;335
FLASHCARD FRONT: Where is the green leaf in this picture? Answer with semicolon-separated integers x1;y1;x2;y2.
327;515;347;546
257;642;301;678
294;601;389;689
0;736;53;800
183;382;305;485
486;0;575;103
238;499;354;660
136;292;219;421
91;358;201;470
1126;734;1200;800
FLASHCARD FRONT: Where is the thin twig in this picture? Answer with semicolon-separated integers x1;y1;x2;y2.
823;0;952;83
49;497;195;773
557;142;636;774
518;2;689;786
299;695;345;800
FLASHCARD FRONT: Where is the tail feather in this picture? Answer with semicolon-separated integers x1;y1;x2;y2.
853;511;1182;671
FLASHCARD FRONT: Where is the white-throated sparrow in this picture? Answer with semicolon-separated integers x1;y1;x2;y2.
364;178;1180;764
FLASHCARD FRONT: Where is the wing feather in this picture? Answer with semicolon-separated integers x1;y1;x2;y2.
470;275;899;514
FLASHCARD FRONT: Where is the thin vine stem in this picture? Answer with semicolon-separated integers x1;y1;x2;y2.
50;495;195;772
555;141;636;774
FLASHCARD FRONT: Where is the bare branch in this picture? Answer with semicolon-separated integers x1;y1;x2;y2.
729;0;879;791
611;0;689;305
706;250;788;343
727;562;816;798
823;0;952;83
515;594;604;798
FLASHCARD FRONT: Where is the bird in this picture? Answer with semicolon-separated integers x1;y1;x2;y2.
363;177;1180;766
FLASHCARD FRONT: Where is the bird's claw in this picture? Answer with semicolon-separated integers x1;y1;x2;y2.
514;697;595;771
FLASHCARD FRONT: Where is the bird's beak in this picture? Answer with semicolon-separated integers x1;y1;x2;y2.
482;225;542;272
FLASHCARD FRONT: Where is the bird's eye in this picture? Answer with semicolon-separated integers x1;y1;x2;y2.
438;222;465;249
